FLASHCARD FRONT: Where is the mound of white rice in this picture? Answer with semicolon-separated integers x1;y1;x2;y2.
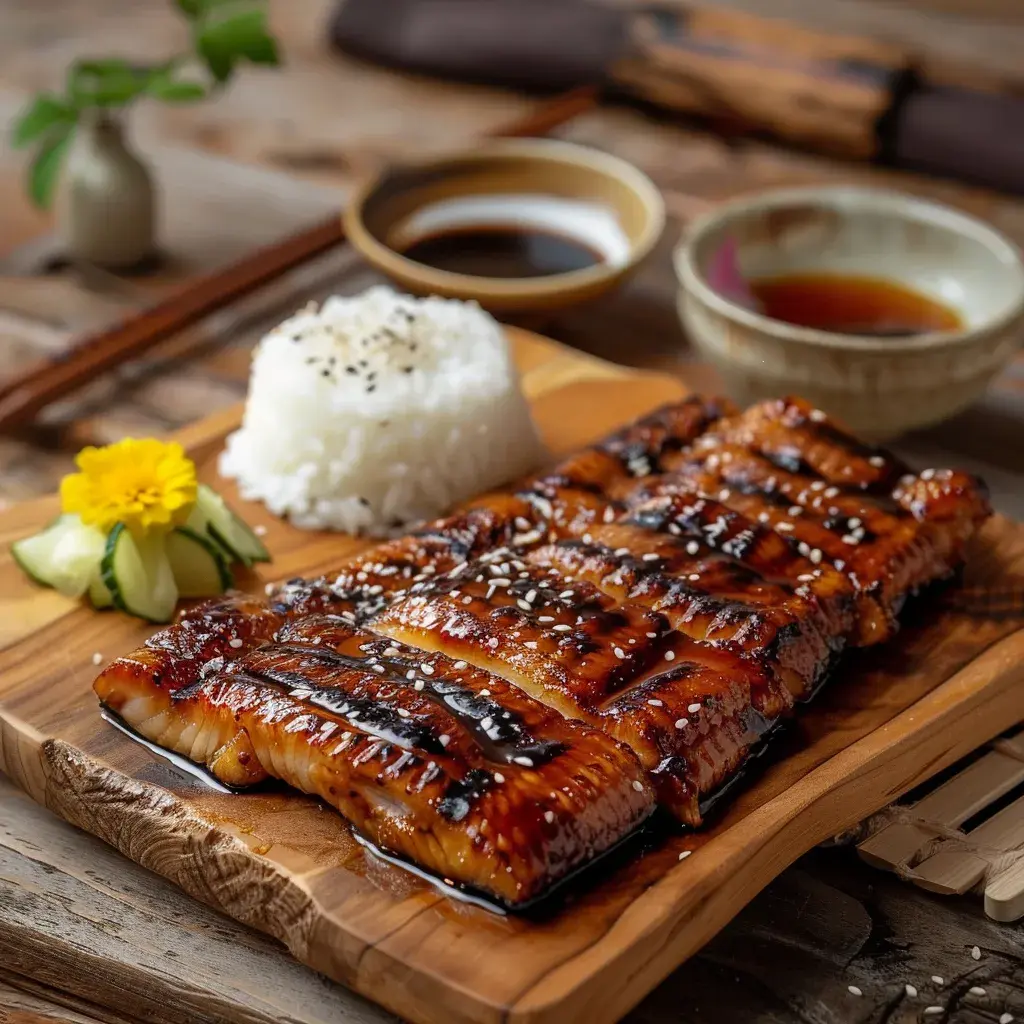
220;287;545;534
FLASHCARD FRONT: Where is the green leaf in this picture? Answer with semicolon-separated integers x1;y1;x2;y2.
69;59;145;107
28;127;73;210
175;0;203;16
145;66;207;103
11;95;75;149
148;79;207;102
197;8;279;84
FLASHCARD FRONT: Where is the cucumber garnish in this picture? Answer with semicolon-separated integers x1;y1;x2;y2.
167;526;234;597
192;484;269;567
101;523;178;623
11;515;108;598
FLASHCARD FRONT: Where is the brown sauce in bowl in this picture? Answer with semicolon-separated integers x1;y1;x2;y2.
400;226;604;279
750;273;963;337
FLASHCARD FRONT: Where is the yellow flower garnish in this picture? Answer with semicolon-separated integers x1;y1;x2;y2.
60;438;198;534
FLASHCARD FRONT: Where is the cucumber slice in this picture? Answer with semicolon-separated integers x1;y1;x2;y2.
193;484;269;567
101;523;178;623
88;572;115;609
167;526;233;598
11;514;107;598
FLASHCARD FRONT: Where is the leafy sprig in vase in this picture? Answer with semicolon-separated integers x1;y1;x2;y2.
11;0;281;270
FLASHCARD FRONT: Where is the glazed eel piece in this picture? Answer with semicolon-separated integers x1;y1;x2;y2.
94;595;654;906
636;397;991;644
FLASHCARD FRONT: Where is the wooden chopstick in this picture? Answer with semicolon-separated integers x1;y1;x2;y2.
0;85;599;433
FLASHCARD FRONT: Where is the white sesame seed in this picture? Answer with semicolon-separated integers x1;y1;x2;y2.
397;708;410;717
229;638;243;649
969;986;986;996
688;703;701;714
632;780;644;792
678;850;691;860
648;699;663;707
675;718;687;729
810;409;826;422
526;589;537;604
264;583;275;595
776;521;794;532
91;652;103;665
686;540;700;555
810;548;823;564
538;615;554;623
848;986;862;997
421;663;434;675
487;637;498;648
513;756;534;767
493;772;505;783
869;455;885;467
642;553;660;562
560;590;574;599
971;945;981;960
924;1008;943;1016
797;573;816;582
553;623;571;632
439;734;450;747
847;517;862;528
524;641;538;650
613;646;626;659
931;976;944;986
824;486;840;498
665;651;676;661
517;599;532;612
646;631;658;638
905;984;917;998
253;524;268;536
688;573;701;581
480;717;493;730
922;468;936;481
1000;1014;1014;1024
614;547;630;556
544;810;555;823
788;506;803;516
842;534;860;545
603;506;616;523
462;595;473;604
413;679;424;691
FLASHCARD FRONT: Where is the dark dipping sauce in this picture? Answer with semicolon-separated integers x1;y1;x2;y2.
400;226;604;279
750;272;963;337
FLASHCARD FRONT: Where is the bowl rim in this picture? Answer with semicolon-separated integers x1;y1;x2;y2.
343;138;666;301
673;185;1024;352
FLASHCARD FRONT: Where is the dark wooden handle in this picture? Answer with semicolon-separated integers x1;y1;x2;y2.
612;6;911;159
0;86;598;434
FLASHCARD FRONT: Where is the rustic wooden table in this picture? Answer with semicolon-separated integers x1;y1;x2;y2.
3;2;1024;1023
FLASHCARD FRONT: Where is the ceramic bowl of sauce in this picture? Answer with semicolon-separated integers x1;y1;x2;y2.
345;139;665;311
675;186;1024;440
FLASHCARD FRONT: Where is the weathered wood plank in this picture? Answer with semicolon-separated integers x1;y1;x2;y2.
0;778;396;1024
7;770;1024;1024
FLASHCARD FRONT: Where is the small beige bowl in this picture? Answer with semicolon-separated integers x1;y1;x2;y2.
675;186;1024;440
345;139;665;312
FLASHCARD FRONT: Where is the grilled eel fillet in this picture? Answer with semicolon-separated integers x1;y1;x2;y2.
95;396;990;895
94;595;654;906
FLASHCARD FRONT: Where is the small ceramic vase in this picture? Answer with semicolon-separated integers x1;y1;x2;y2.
57;111;156;269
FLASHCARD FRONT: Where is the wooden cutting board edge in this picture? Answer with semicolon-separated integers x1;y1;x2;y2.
1;326;1023;1024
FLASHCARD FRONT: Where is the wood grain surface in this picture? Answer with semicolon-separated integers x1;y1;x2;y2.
1;330;1023;1024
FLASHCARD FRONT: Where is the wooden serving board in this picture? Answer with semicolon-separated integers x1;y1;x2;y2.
2;329;1024;1024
